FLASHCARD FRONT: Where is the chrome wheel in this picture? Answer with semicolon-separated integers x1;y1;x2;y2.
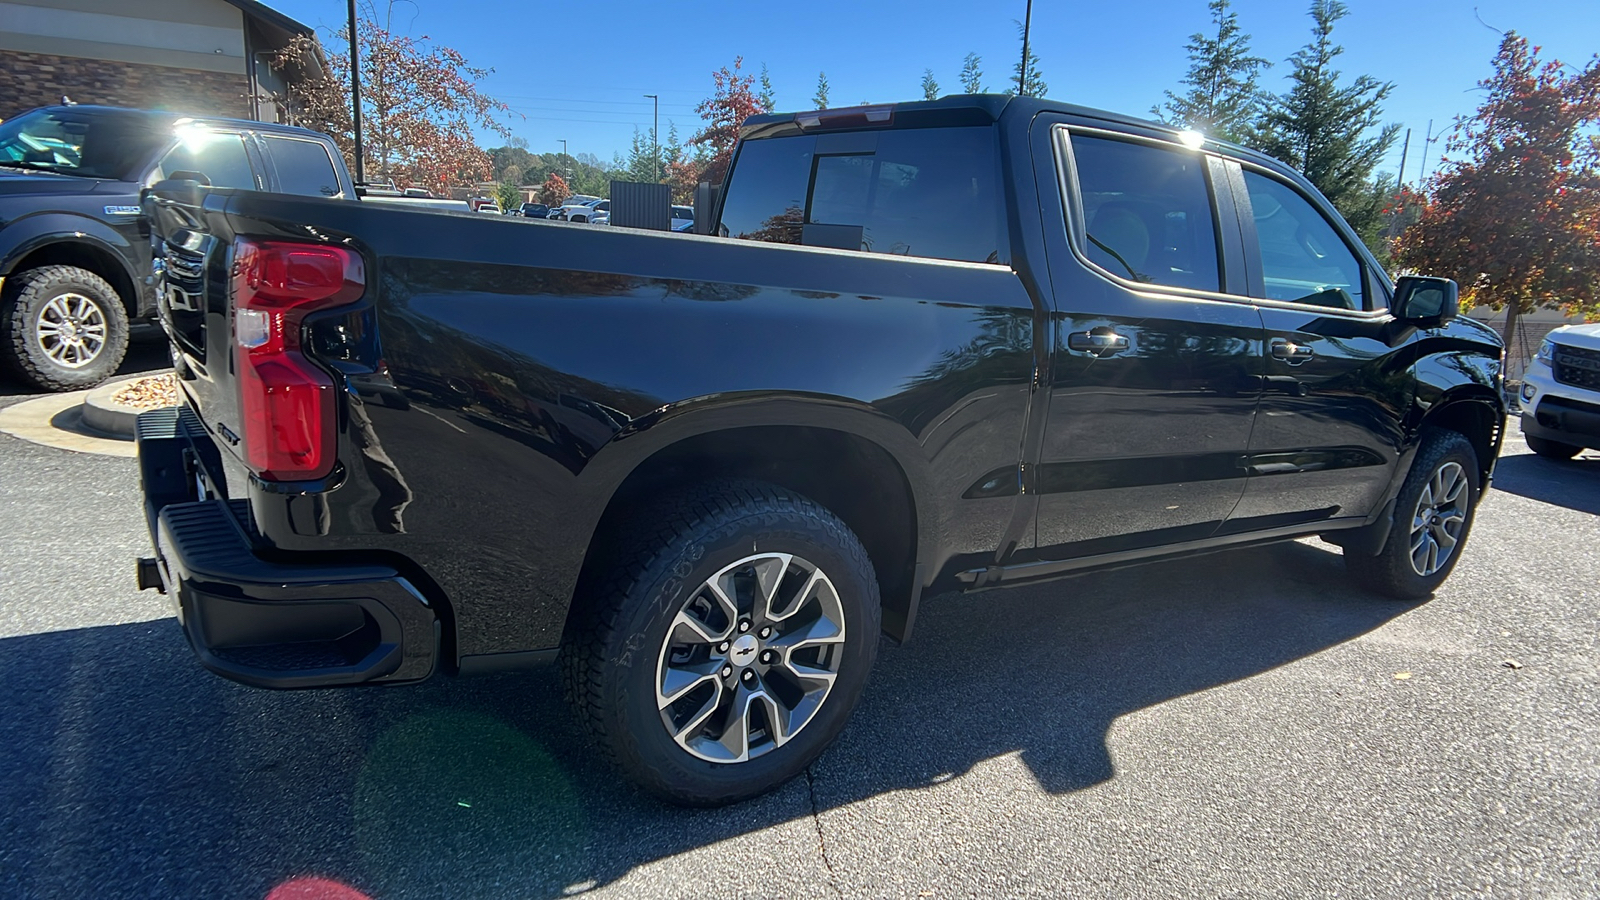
655;552;847;763
1409;461;1468;577
34;292;107;369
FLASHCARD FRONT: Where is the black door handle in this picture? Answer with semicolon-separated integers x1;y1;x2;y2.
1270;339;1314;364
1068;331;1130;356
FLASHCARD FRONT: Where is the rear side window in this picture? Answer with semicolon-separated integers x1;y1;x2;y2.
151;133;255;190
1241;170;1365;310
1068;134;1221;293
262;136;342;197
719;127;1005;265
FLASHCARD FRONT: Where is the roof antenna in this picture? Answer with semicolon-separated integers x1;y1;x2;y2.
60;95;76;106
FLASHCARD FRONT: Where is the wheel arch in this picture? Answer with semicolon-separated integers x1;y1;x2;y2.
571;401;936;643
1;230;142;317
1418;388;1504;490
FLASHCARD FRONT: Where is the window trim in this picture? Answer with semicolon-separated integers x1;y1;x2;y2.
1230;158;1394;318
1054;124;1240;305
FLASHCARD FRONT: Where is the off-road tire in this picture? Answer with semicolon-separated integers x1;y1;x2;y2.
561;479;880;806
1345;429;1480;601
0;265;130;392
1526;434;1582;460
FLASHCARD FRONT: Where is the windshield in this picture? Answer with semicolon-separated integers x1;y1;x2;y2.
0;109;170;180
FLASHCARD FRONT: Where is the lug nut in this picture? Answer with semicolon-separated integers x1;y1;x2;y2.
742;670;756;684
760;650;776;664
721;665;733;678
738;620;751;633
717;641;730;653
759;627;772;639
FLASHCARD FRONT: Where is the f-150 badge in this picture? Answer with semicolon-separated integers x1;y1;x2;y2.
104;205;140;216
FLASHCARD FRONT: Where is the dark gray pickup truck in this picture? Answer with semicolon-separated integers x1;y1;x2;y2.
138;95;1504;805
0;105;354;390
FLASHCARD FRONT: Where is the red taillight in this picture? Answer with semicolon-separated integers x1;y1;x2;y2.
231;238;364;481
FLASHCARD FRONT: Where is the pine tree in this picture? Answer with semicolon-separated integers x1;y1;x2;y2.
960;53;983;93
921;69;940;101
1007;22;1046;97
1256;0;1400;244
813;72;830;109
1153;0;1270;143
758;63;776;114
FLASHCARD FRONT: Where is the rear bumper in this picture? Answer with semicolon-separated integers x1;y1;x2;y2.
136;407;438;689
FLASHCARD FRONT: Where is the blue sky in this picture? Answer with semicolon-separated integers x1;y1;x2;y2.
267;0;1599;183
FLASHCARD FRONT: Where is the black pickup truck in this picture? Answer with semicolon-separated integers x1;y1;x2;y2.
0;105;355;390
137;95;1504;805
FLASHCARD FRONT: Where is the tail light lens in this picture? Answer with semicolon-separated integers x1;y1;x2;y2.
231;239;364;480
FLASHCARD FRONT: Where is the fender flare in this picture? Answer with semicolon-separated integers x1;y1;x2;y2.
0;213;146;314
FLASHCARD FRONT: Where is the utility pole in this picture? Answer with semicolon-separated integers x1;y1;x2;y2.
559;139;567;157
644;94;659;183
1386;128;1412;242
347;0;363;182
1418;119;1436;185
1018;0;1034;97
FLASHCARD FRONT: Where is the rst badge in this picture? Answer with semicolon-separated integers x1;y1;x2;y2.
103;205;140;216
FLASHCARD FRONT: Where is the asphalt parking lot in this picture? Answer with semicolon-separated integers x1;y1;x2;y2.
1;357;1596;899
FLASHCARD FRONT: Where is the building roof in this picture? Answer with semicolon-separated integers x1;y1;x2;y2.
221;0;314;38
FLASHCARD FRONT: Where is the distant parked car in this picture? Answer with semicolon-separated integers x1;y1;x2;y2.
672;204;694;231
520;202;550;219
477;202;502;215
1520;323;1600;459
588;199;612;225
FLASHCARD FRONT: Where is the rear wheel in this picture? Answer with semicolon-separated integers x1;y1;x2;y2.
562;480;879;806
0;265;129;391
1345;429;1480;600
1526;435;1582;460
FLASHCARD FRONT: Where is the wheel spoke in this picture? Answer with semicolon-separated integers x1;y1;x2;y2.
768;613;844;652
670;608;725;645
670;679;726;741
1440;467;1466;506
43;297;70;321
658;659;722;709
743;553;791;621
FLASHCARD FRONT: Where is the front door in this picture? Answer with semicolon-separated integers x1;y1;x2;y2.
1225;163;1414;527
1031;126;1264;558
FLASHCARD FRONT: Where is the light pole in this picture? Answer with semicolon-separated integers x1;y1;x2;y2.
347;0;363;182
643;94;659;182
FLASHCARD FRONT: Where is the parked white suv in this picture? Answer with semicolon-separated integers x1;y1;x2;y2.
1520;323;1600;459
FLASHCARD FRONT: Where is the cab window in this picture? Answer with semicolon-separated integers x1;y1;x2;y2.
719;127;1005;265
150;132;256;190
262;136;342;198
1068;134;1222;293
1241;169;1365;310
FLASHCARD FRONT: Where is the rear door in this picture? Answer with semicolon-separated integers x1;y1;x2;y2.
1030;123;1264;557
1224;161;1414;526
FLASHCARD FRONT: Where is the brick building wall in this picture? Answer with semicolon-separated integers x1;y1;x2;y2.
0;49;251;121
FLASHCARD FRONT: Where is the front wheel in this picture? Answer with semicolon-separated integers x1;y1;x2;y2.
1345;429;1480;600
0;265;130;391
562;480;879;806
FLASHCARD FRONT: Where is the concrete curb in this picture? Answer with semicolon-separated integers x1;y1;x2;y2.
83;378;140;438
0;387;136;458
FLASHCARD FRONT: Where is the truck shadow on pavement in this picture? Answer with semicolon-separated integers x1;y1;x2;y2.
0;540;1415;900
1488;451;1600;516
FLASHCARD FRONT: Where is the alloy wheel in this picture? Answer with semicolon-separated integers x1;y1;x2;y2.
34;292;107;369
655;552;847;763
1409;461;1468;577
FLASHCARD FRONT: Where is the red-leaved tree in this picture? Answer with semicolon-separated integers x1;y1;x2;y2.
540;171;570;206
1396;33;1600;351
689;57;764;186
271;1;511;193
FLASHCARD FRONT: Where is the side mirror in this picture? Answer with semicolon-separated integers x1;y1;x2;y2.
144;174;209;207
1393;275;1458;327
